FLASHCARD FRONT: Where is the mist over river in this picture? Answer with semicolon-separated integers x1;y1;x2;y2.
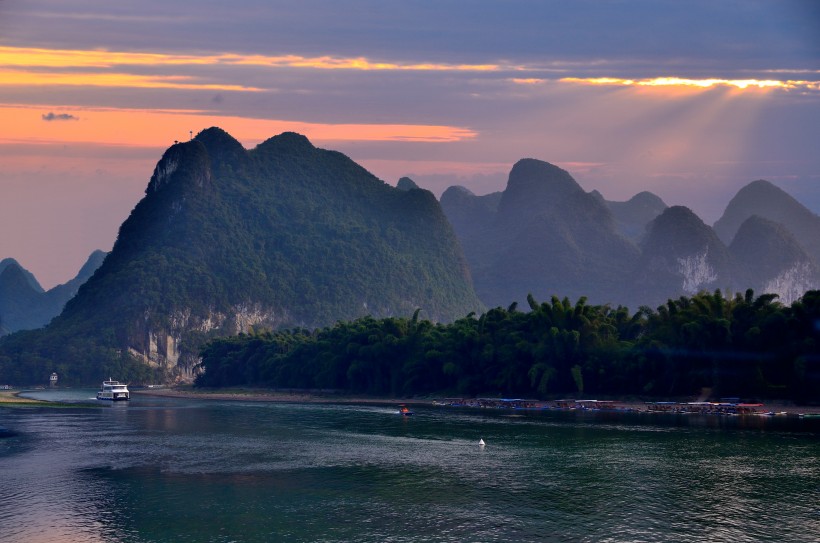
1;390;818;542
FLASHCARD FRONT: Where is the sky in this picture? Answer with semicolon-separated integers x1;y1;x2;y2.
1;0;819;288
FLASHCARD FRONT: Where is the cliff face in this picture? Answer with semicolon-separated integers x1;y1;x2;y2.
5;128;483;383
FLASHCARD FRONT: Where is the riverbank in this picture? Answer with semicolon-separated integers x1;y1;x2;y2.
132;387;820;415
132;387;427;406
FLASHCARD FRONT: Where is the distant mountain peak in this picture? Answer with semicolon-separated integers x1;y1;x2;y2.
0;250;106;335
633;205;731;304
507;159;580;193
195;126;242;147
498;159;584;218
0;258;43;293
629;191;667;207
714;178;820;267
396;177;420;191
0;261;35;291
729;215;818;304
256;131;315;154
714;179;814;243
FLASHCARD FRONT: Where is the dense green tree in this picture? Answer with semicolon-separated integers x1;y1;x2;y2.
195;290;820;403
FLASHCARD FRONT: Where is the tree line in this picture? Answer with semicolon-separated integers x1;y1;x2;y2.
196;289;820;403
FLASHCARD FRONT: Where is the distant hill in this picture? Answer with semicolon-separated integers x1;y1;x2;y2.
0;258;43;293
632;206;732;307
0;128;483;384
728;216;818;304
0;250;106;335
441;159;639;307
714;180;820;264
604;191;668;243
396;176;420;191
442;172;819;310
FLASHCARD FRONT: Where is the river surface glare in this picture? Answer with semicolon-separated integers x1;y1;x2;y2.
1;390;818;542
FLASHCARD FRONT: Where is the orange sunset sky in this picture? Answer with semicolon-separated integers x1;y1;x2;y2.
1;1;819;287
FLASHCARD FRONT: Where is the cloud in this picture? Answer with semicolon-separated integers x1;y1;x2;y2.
560;77;820;93
41;112;79;121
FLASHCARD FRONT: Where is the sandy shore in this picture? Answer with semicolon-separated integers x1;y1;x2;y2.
132;387;820;414
0;390;50;406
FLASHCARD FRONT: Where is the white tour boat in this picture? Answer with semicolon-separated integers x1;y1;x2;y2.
96;379;130;401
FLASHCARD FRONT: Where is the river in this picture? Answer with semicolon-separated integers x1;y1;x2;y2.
1;390;818;542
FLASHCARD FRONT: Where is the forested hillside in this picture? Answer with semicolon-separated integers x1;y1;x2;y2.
0;128;483;385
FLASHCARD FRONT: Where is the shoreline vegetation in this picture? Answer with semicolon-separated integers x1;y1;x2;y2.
131;387;820;416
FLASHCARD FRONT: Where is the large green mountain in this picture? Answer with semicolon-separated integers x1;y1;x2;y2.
0;128;482;384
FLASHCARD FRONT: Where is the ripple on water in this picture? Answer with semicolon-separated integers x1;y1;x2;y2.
1;400;819;543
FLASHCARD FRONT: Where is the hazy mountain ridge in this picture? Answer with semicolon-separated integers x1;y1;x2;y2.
441;159;640;307
604;191;668;242
0;258;43;293
632;206;732;307
0;128;483;383
714;180;820;264
0;251;106;336
441;165;818;310
728;216;819;305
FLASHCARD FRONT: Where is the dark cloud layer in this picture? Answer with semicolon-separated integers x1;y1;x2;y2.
3;0;818;71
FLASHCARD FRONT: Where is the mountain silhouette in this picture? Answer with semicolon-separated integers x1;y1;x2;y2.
605;191;668;243
714;180;820;264
0;250;106;335
442;159;639;307
0;258;43;293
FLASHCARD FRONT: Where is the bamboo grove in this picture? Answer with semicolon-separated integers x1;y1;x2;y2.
196;289;820;402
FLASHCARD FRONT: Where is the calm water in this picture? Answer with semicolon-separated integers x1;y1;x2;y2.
1;391;819;543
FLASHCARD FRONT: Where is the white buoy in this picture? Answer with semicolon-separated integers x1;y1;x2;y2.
479;438;485;447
